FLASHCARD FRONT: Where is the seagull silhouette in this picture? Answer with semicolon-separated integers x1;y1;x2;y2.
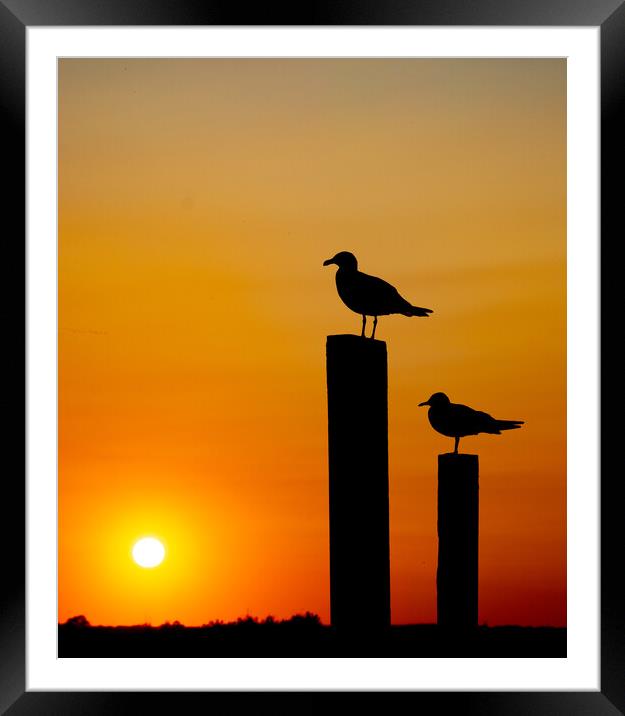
418;392;524;454
323;251;432;339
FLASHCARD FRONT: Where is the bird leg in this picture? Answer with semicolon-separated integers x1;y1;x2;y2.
454;436;460;454
371;316;378;340
361;315;366;338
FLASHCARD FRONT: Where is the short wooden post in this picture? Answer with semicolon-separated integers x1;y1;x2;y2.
437;453;479;630
326;334;391;630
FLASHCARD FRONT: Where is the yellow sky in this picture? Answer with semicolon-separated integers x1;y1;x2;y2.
59;59;566;626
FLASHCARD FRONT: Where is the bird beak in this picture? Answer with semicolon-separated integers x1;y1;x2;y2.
418;400;429;407
323;258;335;266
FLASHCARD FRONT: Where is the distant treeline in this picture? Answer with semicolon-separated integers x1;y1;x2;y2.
61;612;321;630
58;614;566;658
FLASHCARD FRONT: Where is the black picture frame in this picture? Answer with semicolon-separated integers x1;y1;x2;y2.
3;0;618;711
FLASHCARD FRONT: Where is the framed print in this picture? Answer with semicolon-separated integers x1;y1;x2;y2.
3;0;619;712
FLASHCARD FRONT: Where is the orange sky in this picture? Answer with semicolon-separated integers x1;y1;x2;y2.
58;59;566;627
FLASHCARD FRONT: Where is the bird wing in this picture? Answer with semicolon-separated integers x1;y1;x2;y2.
351;271;414;316
495;419;524;431
448;403;501;435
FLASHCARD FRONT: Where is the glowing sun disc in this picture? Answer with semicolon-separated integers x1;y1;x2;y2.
132;537;165;568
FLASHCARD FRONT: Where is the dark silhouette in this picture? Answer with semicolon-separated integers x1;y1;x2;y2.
326;334;390;630
419;392;524;454
437;453;479;630
323;251;432;339
64;614;91;628
57;615;565;657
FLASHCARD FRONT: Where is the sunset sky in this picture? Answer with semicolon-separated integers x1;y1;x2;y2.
58;59;566;627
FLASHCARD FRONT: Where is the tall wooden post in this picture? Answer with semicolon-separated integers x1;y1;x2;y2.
437;453;479;630
326;334;391;630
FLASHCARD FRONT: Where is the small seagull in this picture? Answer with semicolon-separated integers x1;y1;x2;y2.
323;251;432;339
418;392;524;454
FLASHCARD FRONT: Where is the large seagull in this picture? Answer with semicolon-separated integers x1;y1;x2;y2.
323;251;432;339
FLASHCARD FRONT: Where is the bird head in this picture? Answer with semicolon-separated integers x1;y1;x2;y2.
323;251;358;271
419;392;450;408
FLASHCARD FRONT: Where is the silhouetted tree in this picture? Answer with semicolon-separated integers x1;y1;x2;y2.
64;615;90;628
290;612;321;625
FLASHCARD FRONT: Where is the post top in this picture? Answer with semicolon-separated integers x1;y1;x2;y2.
326;334;387;348
438;452;479;461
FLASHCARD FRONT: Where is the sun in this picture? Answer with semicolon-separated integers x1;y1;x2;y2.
132;537;165;568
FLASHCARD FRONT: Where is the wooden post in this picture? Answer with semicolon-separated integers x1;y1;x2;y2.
437;453;479;630
326;334;391;630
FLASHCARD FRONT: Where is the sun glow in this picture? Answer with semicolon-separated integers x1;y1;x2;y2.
132;537;166;568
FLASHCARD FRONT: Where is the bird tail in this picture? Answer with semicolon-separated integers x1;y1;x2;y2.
403;305;433;317
496;420;524;431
